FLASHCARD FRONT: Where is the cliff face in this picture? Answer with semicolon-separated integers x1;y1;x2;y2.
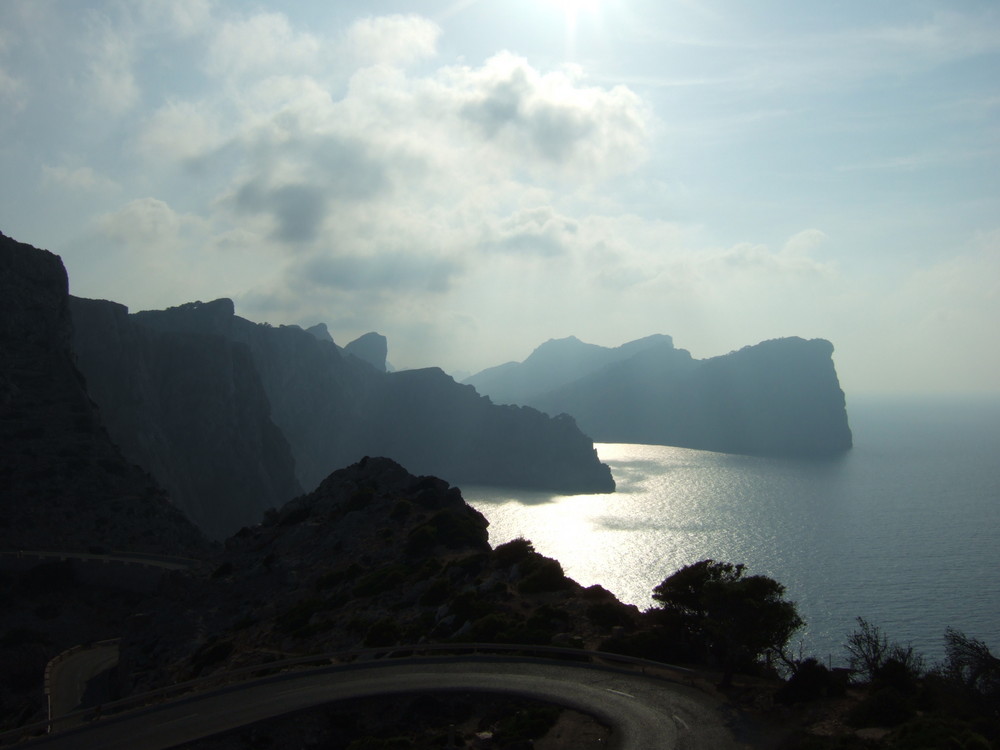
85;298;614;519
69;297;303;539
467;335;853;457
0;232;209;555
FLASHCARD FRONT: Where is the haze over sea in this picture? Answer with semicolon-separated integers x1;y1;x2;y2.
464;396;1000;665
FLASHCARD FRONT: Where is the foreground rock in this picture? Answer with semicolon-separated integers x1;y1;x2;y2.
119;457;634;694
466;334;853;457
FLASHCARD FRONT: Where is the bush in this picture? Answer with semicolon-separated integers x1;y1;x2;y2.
494;537;535;567
777;659;847;704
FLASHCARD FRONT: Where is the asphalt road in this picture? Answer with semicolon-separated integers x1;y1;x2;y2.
25;659;744;750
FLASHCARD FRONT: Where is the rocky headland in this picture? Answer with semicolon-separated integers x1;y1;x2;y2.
465;334;853;457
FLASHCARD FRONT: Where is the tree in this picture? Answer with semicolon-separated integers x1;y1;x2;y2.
844;617;923;683
652;559;803;687
942;627;1000;712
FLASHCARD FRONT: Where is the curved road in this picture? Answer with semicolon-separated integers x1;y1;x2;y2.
24;659;743;750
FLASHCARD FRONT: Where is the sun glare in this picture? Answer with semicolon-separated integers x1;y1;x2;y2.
541;0;601;24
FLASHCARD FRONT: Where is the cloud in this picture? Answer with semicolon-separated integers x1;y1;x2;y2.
481;207;578;257
138;99;224;163
206;12;321;79
234;181;328;244
344;14;441;66
296;252;462;294
0;65;24;113
97;197;207;253
84;11;139;115
41;164;118;192
223;132;389;244
138;0;213;38
453;53;650;176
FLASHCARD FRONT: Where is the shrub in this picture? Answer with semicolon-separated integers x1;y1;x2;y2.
494;537;535;567
777;659;847;704
518;558;570;594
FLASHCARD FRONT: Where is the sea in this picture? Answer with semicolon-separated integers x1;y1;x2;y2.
462;396;1000;666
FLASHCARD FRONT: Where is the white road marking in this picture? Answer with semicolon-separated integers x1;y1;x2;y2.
604;688;635;698
672;714;689;730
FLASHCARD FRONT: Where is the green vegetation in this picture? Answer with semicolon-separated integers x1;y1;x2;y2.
652;559;803;687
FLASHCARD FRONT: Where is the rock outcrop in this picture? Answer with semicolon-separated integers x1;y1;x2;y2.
0;232;209;555
466;335;852;457
119;456;633;692
343;331;388;372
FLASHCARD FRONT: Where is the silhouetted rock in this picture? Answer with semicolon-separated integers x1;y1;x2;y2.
343;331;388;372
119;457;637;692
358;367;614;493
465;334;676;406
0;232;209;555
69;298;303;539
305;322;334;344
467;335;853;457
110;299;614;497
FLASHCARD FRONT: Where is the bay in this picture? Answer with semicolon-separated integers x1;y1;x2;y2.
462;396;1000;665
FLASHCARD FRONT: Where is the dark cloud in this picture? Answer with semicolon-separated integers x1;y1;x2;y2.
233;134;389;244
236;181;327;243
462;68;529;136
297;252;462;293
461;63;596;163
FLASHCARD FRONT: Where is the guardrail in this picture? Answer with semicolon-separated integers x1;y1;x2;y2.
0;642;695;746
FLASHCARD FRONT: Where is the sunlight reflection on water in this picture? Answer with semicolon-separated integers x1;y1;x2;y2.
463;401;1000;663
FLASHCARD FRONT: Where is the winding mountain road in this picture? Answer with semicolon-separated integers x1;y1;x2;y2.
24;658;744;750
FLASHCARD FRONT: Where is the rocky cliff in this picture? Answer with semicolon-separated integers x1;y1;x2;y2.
70;297;613;534
467;335;853;457
68;297;303;539
0;232;209;555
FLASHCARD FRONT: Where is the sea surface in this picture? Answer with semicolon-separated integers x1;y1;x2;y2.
462;396;1000;665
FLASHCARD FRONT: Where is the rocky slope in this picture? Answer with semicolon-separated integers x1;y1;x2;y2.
0;232;209;555
466;335;853;457
119;457;636;693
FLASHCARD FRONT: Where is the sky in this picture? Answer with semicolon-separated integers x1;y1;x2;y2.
1;0;998;396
